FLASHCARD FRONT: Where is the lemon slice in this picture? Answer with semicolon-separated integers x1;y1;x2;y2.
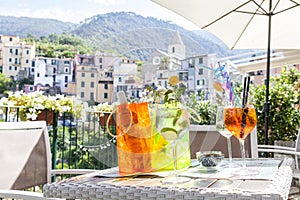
213;82;224;92
169;75;179;86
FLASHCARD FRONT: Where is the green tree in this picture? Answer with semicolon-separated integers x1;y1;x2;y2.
0;73;11;94
27;33;92;58
252;66;300;144
186;91;216;125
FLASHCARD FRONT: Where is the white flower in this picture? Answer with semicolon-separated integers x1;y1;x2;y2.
26;112;38;120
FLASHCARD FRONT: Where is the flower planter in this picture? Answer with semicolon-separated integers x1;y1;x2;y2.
36;109;55;125
99;112;115;126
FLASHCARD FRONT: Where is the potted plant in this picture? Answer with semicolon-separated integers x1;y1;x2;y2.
0;91;73;125
93;102;114;126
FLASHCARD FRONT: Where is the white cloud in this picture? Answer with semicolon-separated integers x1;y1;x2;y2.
87;0;126;7
1;7;96;23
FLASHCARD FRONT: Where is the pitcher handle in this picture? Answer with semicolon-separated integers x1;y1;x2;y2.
106;107;133;138
187;106;202;124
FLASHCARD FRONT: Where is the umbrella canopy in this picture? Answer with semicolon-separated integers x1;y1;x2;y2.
151;0;300;49
151;0;300;145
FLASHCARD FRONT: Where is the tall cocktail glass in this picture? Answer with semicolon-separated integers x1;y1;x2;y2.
216;106;237;167
155;103;190;184
224;104;257;175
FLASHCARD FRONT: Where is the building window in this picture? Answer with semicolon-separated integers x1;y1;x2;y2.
104;93;108;99
158;81;161;86
179;72;188;81
91;73;94;78
104;84;108;89
15;49;18;55
64;60;70;64
118;77;122;82
31;61;35;67
65;76;68;82
80;92;84;98
9;66;12;70
15;58;18;64
197;79;205;85
37;73;40;77
90;82;94;88
9;49;13;53
45;75;48;77
9;58;12;62
15;66;17;71
81;81;85;87
9;37;12;42
172;47;175;53
53;68;56;73
199;57;203;64
99;58;102;63
81;72;85;77
64;67;69;73
26;50;30;54
100;65;102;69
198;68;203;75
81;66;84;70
90;92;94;100
26;59;29;64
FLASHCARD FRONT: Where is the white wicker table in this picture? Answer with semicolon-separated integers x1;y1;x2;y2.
43;158;294;200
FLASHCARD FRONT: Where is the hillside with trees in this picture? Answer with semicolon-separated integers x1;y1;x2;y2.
0;12;232;61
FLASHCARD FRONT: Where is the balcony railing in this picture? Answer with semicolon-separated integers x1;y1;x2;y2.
0;107;118;172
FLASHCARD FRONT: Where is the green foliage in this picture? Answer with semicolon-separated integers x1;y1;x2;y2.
186;92;216;125
34;34;92;58
0;73;11;94
252;66;300;144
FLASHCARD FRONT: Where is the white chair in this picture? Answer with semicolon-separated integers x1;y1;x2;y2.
0;121;96;200
257;129;300;180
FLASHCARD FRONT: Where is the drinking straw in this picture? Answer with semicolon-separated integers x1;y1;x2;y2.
214;62;241;107
242;76;250;107
242;77;247;107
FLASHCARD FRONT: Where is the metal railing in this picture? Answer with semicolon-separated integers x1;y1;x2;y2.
0;107;118;172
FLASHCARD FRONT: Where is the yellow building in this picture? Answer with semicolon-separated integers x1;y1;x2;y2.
75;53;115;103
0;35;35;80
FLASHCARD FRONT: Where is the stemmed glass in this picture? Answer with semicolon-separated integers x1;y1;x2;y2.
155;103;190;184
216;106;235;167
223;98;258;175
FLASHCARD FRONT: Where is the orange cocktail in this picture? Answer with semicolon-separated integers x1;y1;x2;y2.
223;106;257;175
116;102;165;175
224;107;257;140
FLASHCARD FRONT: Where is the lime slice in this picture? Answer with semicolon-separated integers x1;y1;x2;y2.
161;131;178;141
160;127;178;140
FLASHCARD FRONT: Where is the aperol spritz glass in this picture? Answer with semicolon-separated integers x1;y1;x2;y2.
223;99;257;175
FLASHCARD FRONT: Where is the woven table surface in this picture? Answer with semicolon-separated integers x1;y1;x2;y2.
43;158;294;200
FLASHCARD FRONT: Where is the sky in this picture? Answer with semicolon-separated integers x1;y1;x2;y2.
0;0;199;30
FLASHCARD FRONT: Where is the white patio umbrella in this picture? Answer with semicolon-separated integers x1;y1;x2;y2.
151;0;300;145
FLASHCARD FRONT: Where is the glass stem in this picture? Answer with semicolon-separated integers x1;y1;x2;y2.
240;139;246;168
172;142;177;177
227;137;232;162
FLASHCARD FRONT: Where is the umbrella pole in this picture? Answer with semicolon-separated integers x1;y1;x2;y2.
264;0;272;146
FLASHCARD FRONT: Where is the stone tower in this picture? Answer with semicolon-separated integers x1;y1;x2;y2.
167;31;186;59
